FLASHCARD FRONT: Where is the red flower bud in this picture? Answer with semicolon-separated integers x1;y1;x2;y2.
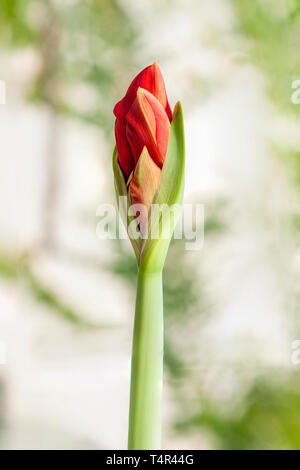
113;64;185;268
113;63;172;183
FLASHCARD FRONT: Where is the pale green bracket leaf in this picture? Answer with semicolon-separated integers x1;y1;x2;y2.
112;146;141;260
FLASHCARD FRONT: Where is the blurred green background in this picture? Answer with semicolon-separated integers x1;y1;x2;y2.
0;0;300;449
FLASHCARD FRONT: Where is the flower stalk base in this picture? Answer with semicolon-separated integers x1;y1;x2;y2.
128;269;163;450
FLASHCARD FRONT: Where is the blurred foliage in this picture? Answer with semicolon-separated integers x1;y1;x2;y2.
25;269;97;328
0;0;39;46
0;256;17;280
233;0;300;115
233;0;300;212
0;0;137;134
0;252;100;328
176;373;300;449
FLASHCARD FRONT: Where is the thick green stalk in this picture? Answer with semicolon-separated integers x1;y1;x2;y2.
128;268;163;450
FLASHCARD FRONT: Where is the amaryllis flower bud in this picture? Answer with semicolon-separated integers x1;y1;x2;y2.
113;63;185;270
114;63;172;220
114;62;172;177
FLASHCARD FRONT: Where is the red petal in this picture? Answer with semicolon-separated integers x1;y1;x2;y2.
115;118;135;179
114;62;172;122
126;88;170;168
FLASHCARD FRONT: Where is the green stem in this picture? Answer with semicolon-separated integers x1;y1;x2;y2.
128;268;163;450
